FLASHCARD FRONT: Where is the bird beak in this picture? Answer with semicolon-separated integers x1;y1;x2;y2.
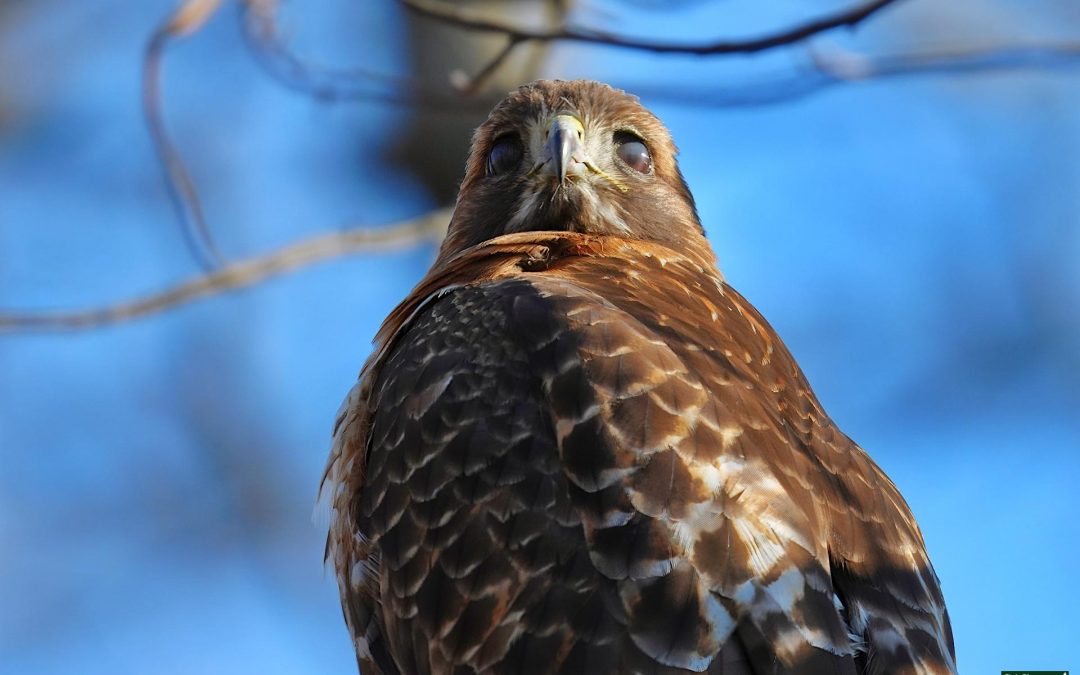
543;115;586;184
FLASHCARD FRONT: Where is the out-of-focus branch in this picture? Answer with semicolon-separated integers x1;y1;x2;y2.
449;36;524;95
629;42;1080;108
28;0;1074;340
239;0;422;105
0;209;451;334
237;0;517;111
809;42;1080;81
402;0;904;54
145;0;228;271
236;1;1080;113
403;0;904;94
239;0;906;106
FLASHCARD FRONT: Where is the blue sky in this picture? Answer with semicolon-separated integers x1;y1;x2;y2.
1;1;1078;673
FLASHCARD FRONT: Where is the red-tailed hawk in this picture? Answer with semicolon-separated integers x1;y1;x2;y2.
322;80;956;675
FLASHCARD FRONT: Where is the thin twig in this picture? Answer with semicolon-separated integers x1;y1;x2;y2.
240;0;905;106
625;42;1080;108
16;2;1079;338
145;0;229;272
402;0;904;55
809;41;1080;80
0;209;451;334
450;37;523;94
239;0;417;104
237;0;499;111
235;0;1080;112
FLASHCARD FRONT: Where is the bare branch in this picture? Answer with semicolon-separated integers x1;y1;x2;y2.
234;2;1080;118
237;0;906;104
627;42;1080;108
0;209;451;334
17;2;1077;338
402;0;904;55
450;37;524;95
169;1;1080;118
239;0;418;104
808;41;1080;80
145;0;229;272
237;0;501;111
165;0;223;37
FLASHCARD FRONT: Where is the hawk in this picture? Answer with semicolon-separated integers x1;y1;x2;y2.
322;80;956;675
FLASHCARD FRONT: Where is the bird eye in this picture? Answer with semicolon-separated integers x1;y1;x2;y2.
614;131;652;174
486;136;523;176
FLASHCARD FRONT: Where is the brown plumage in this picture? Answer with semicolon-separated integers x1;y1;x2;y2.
322;80;956;675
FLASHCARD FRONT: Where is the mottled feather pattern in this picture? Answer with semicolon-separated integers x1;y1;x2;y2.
323;232;955;674
324;79;954;675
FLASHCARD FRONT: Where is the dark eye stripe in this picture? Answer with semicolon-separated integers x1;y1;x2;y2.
614;131;653;174
486;136;523;176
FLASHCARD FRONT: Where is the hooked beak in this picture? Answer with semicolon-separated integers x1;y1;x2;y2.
542;115;586;184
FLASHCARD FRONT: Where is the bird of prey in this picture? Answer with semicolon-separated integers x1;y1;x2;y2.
322;80;956;675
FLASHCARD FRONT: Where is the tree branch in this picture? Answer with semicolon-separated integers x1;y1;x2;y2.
450;36;524;94
626;42;1080;108
237;0;503;111
0;209;451;334
808;41;1080;81
145;0;229;271
237;0;907;107
239;0;421;104
15;1;1078;339
401;0;905;55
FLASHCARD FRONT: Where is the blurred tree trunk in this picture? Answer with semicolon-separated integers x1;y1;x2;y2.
386;1;571;203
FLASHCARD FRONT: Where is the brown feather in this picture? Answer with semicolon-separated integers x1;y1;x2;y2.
323;80;955;675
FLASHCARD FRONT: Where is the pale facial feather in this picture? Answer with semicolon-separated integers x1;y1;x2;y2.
437;80;714;269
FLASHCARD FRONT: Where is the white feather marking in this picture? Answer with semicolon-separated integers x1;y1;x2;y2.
507;189;545;232
703;590;738;647
408;372;454;417
720;426;743;449
733;580;757;606
746;569;853;656
837;592;868;656
733;516;787;575
579;185;631;234
691;462;725;495
765;567;806;613
554;403;601;440
671;520;698;554
349;560;368;590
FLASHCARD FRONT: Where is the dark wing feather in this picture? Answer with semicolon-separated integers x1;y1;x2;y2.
324;232;955;675
529;237;955;675
330;280;630;674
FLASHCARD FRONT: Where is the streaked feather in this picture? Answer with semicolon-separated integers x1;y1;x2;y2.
323;80;955;675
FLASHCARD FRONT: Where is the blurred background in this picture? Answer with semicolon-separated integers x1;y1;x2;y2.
1;0;1078;673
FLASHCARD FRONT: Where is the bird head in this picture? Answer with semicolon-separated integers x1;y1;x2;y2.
439;80;714;266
